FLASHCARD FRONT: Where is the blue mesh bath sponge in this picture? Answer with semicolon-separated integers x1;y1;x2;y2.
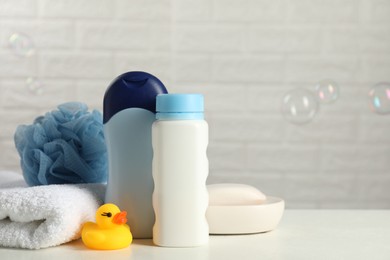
14;102;108;186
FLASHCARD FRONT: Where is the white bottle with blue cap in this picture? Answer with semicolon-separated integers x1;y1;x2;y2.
152;93;209;247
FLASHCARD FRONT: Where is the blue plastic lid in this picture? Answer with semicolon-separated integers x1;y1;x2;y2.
103;71;168;124
156;94;204;120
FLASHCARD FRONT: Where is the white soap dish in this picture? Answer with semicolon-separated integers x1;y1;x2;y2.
206;184;285;235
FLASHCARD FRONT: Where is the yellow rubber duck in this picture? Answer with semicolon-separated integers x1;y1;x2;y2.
81;203;133;250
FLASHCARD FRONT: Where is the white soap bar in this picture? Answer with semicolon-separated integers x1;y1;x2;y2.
206;183;284;234
208;183;266;206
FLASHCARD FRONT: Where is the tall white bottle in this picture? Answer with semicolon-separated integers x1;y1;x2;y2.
152;94;209;247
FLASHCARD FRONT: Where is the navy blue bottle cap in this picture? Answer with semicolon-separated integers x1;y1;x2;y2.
103;71;168;124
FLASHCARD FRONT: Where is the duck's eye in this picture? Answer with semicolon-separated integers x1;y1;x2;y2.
101;212;112;217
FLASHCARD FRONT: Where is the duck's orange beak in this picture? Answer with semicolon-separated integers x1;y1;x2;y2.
113;211;127;225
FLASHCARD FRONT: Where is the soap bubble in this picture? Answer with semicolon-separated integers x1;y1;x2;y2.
368;82;390;115
315;80;339;104
281;89;318;125
8;33;35;57
26;77;44;95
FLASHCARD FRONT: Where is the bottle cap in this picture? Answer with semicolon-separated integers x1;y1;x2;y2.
156;94;204;120
103;71;168;124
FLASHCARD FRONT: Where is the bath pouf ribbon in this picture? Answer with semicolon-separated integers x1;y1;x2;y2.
14;102;108;186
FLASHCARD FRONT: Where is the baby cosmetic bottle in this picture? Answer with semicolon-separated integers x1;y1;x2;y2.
152;94;209;247
104;71;168;239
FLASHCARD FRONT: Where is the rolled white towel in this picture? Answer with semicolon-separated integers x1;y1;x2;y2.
0;171;104;249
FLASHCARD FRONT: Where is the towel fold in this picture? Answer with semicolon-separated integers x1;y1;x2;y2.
0;171;105;249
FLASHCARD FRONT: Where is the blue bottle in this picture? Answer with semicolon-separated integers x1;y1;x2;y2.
103;71;168;238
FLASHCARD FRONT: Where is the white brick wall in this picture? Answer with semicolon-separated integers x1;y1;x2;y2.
213;55;285;82
0;20;73;49
175;24;243;52
38;0;113;18
40;52;114;78
77;22;151;50
0;0;36;17
1;0;390;209
213;0;286;22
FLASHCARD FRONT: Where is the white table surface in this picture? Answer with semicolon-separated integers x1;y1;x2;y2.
0;210;389;260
